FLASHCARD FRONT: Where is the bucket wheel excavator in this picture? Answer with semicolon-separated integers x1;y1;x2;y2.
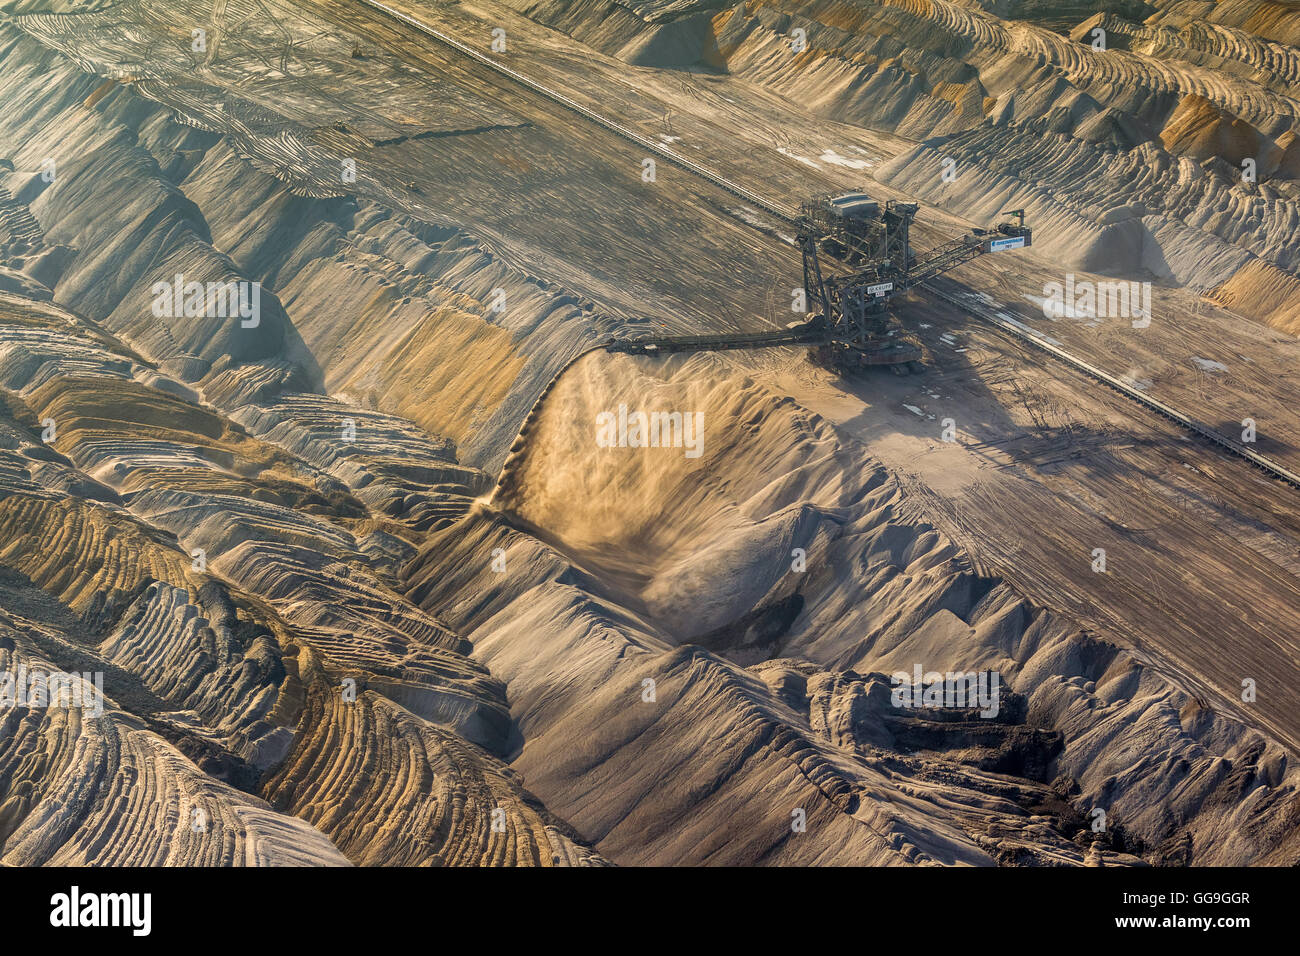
607;193;1032;374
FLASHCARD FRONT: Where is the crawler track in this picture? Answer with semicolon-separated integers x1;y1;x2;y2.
356;0;1300;491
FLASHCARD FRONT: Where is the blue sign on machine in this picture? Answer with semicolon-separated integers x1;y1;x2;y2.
988;236;1026;252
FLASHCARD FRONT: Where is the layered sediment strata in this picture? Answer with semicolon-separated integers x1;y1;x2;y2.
0;286;604;865
0;0;1295;867
405;353;1300;865
263;672;606;866
0;538;345;864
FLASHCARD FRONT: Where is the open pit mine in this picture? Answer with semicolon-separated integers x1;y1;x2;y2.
0;0;1298;888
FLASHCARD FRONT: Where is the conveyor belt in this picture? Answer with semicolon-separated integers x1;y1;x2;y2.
605;323;825;354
